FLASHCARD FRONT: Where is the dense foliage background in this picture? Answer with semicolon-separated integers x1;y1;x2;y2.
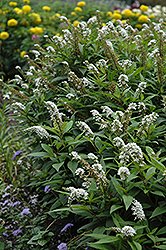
0;0;166;249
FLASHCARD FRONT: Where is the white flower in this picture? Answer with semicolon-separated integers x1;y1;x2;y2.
24;126;50;139
136;82;146;93
121;226;136;237
117;167;130;180
70;151;81;161
119;142;145;166
88;153;99;163
131;198;145;221
118;74;129;89
113;137;125;147
44;101;63;123
111;226;136;237
46;46;55;53
66;187;88;204
101;106;113;117
75;168;85;177
76;121;94;139
12;102;26;110
111;119;123;132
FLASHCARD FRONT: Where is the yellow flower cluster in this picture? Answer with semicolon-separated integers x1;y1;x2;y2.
138;14;148;23
20;50;27;58
140;5;149;12
0;31;9;40
7;18;18;26
42;6;51;11
13;7;22;14
77;1;86;7
22;5;31;13
29;26;43;34
9;2;17;6
74;7;82;12
29;13;42;24
123;9;133;17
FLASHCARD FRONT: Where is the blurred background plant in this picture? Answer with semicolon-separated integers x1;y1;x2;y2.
0;0;165;80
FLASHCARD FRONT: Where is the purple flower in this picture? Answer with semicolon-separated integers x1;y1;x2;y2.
2;193;10;198
3;231;8;237
21;208;30;216
12;228;22;236
44;185;51;193
60;22;68;28
4;184;13;192
31;35;40;41
60;223;74;233
12;151;23;161
3;199;9;206
12;201;21;207
57;243;67;250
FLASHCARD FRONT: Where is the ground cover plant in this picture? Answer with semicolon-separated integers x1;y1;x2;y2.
0;3;166;250
0;0;165;79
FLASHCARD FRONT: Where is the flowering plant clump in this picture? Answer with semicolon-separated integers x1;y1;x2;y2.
0;4;166;250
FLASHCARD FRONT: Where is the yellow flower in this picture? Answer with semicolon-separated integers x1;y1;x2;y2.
71;11;77;16
13;7;20;12
29;26;43;34
29;13;41;23
9;2;17;6
113;10;120;14
0;31;9;40
0;9;2;14
135;24;142;29
140;5;148;12
77;1;86;7
22;5;31;13
74;7;82;12
149;14;155;19
138;14;148;23
112;13;122;20
134;12;141;17
42;6;51;11
20;50;27;58
107;11;112;17
123;9;133;17
7;18;18;26
73;20;80;27
23;0;30;3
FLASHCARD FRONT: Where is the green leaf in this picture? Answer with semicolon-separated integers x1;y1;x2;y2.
122;195;133;210
87;234;119;244
67;161;78;175
41;144;54;156
111;176;123;196
52;162;64;171
149;157;166;172
63;120;73;134
110;204;123;214
150;206;166;219
38;240;47;246
150;191;165;197
129;66;144;79
88;243;115;250
153;246;166;249
28;152;49;157
156;226;166;235
0;242;5;250
128;241;142;250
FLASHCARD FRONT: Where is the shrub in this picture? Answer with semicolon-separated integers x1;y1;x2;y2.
1;9;166;250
